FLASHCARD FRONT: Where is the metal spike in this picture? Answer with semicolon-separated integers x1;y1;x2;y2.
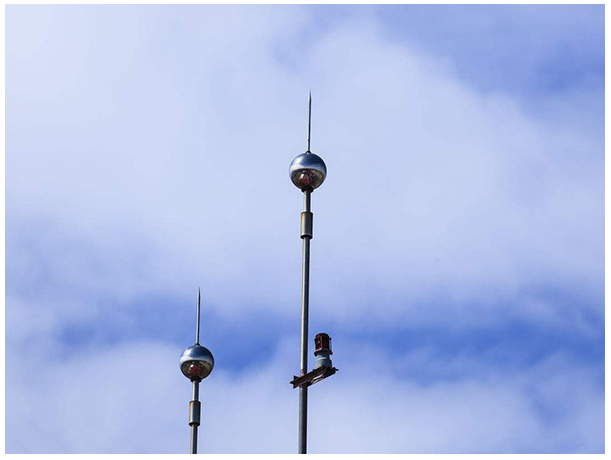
307;92;312;153
196;288;201;345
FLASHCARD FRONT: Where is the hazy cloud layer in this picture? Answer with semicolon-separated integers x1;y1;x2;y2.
6;340;603;453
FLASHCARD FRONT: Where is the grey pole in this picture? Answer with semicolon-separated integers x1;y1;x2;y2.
299;190;312;454
289;93;327;454
180;288;214;454
190;380;201;454
191;289;202;454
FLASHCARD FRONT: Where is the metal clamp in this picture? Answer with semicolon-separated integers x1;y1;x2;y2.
290;366;337;389
189;400;201;426
301;211;313;239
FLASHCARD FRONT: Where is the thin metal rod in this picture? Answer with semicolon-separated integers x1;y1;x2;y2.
190;381;200;454
192;380;200;402
299;190;312;454
306;92;312;153
190;419;198;454
303;189;311;215
298;383;308;454
195;288;201;345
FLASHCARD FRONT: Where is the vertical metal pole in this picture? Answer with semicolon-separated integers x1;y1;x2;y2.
190;380;201;454
191;290;202;454
299;190;312;454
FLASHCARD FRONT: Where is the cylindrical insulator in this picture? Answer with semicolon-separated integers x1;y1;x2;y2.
301;212;313;239
314;349;333;369
189;400;201;426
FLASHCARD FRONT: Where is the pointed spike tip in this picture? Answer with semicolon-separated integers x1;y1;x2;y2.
195;287;201;345
307;92;312;153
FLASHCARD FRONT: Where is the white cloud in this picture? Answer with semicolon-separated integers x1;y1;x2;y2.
7;6;603;331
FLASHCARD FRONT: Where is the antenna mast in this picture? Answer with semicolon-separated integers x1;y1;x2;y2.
179;288;215;454
288;94;337;454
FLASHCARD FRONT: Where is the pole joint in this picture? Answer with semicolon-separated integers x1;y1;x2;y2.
189;400;201;426
300;211;313;239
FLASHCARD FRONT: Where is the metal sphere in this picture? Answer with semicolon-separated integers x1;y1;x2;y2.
180;344;214;381
289;152;327;192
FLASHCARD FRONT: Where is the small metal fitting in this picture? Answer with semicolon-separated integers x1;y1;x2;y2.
189;400;201;426
301;211;313;239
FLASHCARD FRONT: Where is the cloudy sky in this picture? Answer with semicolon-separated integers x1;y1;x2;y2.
5;4;604;454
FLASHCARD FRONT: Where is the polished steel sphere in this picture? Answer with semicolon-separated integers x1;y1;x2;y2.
289;152;327;192
180;344;214;381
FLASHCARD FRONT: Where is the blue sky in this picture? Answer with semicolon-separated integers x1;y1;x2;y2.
5;4;604;454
